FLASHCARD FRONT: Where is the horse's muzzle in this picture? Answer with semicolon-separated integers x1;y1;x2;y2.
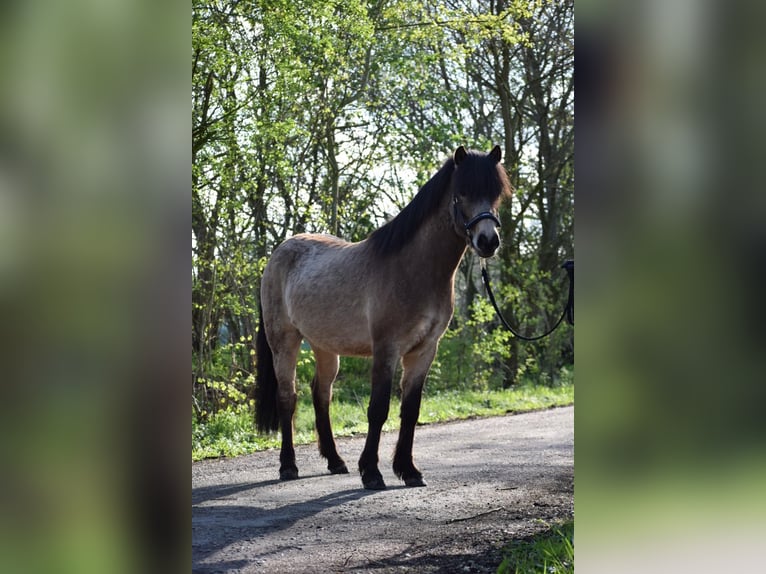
473;231;500;258
462;210;501;258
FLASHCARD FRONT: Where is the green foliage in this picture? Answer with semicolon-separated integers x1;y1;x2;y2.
192;403;265;459
433;309;513;392
497;520;574;574
434;293;572;393
192;0;574;442
193;335;256;421
192;376;573;461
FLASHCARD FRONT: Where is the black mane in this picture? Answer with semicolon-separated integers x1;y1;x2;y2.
367;157;455;256
367;149;509;257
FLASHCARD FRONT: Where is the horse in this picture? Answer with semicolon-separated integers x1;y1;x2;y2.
255;145;511;490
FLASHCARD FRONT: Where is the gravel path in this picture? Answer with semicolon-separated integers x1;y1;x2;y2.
192;406;573;573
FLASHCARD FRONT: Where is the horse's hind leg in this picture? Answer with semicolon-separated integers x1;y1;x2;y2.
393;344;438;487
271;329;303;480
310;347;348;474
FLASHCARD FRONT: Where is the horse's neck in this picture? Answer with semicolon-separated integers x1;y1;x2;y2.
404;208;466;285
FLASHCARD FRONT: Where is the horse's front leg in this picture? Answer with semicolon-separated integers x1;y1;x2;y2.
393;344;438;487
358;348;397;490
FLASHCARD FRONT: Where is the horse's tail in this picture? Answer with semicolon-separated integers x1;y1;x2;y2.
255;301;280;433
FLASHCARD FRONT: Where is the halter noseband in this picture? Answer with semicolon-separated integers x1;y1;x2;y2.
464;211;501;233
453;196;501;239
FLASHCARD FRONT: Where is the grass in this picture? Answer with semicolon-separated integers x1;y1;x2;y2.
192;374;576;573
497;520;574;574
192;379;573;461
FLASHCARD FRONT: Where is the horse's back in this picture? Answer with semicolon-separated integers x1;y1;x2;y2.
261;233;375;355
264;233;361;287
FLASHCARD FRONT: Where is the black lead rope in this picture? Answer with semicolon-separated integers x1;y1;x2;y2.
480;259;574;341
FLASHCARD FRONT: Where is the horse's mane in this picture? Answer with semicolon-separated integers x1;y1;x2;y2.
367;150;510;257
367;157;456;257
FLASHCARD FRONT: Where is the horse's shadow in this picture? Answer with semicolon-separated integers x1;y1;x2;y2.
192;474;380;572
193;474;411;505
192;477;283;505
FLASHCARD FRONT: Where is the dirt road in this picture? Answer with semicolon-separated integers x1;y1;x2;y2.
192;406;573;573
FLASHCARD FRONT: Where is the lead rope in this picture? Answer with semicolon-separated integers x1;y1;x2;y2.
479;259;574;341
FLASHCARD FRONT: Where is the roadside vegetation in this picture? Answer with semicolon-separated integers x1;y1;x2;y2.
498;520;574;574
192;352;572;461
193;0;574;450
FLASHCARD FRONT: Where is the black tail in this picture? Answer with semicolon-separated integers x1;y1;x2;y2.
255;302;279;433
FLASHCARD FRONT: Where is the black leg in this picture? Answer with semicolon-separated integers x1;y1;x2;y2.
314;398;348;473
278;391;298;480
393;382;426;487
266;318;302;481
358;351;395;490
310;349;347;474
392;345;436;487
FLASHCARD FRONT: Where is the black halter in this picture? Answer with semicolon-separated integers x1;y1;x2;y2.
453;196;501;239
464;211;501;233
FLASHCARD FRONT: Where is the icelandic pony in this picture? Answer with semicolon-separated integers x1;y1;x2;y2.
255;145;511;489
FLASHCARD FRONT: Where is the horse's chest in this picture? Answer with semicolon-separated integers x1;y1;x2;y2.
398;302;451;345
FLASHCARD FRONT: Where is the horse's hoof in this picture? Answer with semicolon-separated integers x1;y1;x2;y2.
361;469;386;490
363;476;387;490
329;463;349;474
279;468;299;481
404;476;427;487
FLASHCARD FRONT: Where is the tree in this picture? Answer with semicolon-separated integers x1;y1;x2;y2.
191;0;574;415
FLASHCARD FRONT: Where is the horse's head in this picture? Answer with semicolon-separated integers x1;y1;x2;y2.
451;145;511;259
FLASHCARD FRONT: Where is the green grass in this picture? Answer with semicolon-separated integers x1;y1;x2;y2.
192;380;573;461
497;520;574;574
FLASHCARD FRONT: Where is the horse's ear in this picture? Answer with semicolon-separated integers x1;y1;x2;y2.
454;145;467;165
489;145;502;163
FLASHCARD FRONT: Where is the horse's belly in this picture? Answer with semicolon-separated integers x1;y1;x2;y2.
298;320;373;357
286;291;372;356
274;244;373;355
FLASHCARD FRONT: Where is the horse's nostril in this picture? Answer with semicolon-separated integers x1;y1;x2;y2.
476;233;499;254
